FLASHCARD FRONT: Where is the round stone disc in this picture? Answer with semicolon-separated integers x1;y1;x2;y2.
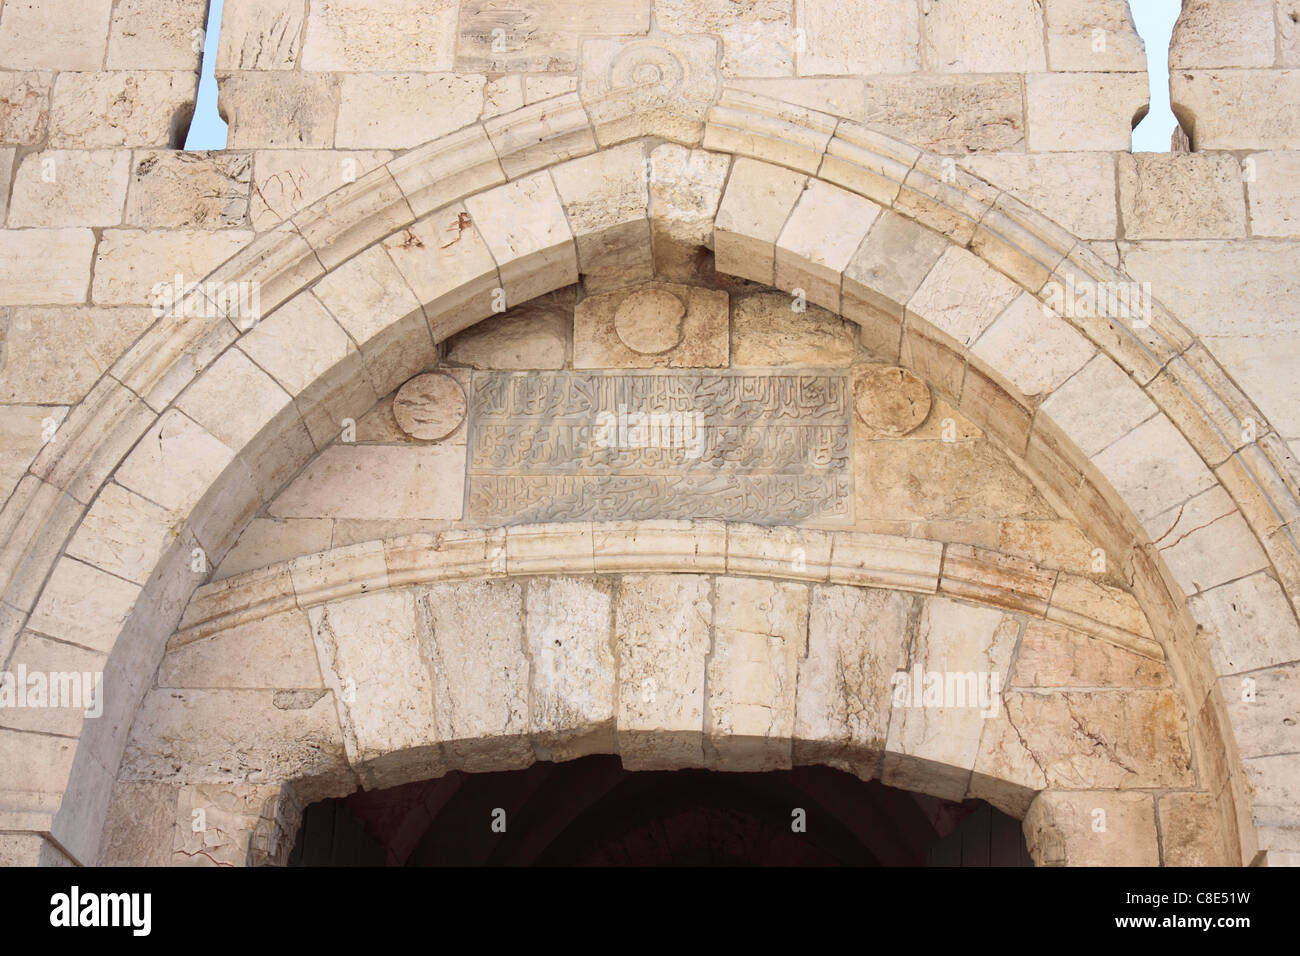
613;287;687;355
854;365;932;437
392;372;466;441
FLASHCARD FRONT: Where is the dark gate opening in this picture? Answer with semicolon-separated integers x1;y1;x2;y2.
288;755;1031;866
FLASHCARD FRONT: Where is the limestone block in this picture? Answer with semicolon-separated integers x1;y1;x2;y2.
506;523;595;576
706;577;808;771
0;0;113;70
126;152;251;229
1039;353;1156;457
525;577;616;761
64;482;174;586
420;580;532;771
1285;1;1300;67
107;0;209;71
906;247;1021;349
115;411;234;525
445;297;569;369
309;590;441;786
302;0;458;71
1203;335;1300;441
1150;485;1268;593
97;782;178;866
172;783;301;867
0;71;51;144
1190;572;1300;675
1011;620;1167;688
1248;152;1300;237
463;173;577;307
219;72;338;149
1224;663;1300;759
0;307;153;404
652;0;791;76
775;180;882;312
49;72;198;148
1044;0;1147;72
1090;414;1218;524
0;632;105;736
525;75;577;103
730;77;866;124
121;688;349;787
732;292;857;367
1170;0;1276;69
842;210;947;358
176;347;294;454
795;0;919;75
574;282;728;369
237;290;353;395
794;585;911;778
0;406;60;501
336;74;485;150
482;76;524;118
0;229;95;305
921;0;1047;72
26;557;140;654
592;520;727;574
939;544;1058;616
615;574;712;770
647;144;730;280
288;541;388;606
270;444;466;520
485;93;596;178
714;157;807;286
7;151;129;227
550;143;652;291
312;246;422;347
457;0;651;73
215;518;333;579
1171;71;1300;150
251;150;393;231
382;204;501;341
581;35;719;146
1026;72;1148;151
827;532;945;592
161;610;321;689
882;596;1018;801
1160;792;1230;866
1119;154;1247;240
1046;573;1156;648
91;228;253;307
1023;791;1159;866
972;293;1096;398
217;0;306;70
961;152;1118;240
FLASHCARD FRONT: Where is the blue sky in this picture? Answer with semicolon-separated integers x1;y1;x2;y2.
184;0;1184;152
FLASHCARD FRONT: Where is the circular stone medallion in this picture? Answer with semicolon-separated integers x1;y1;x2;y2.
393;372;466;441
613;287;687;355
854;366;932;437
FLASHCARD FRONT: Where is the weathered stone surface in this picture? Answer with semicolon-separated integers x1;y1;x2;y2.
647;144;730;279
1160;791;1229;865
795;585;910;776
706;577;808;771
1170;0;1276;69
392;373;466;441
463;172;577;307
1091;414;1218;524
1171;71;1300;150
162;611;321;689
126;152;252;229
862;74;1024;153
907;247;1021;348
525;577;616;760
0;71;51;144
92;228;253;307
97;782;177;866
659;0;793;76
853;365;931;437
972;293;1095;397
921;0;1047;72
220;72;338;149
1151;485;1268;594
961;152;1118;239
550;143;652;291
420;580;532;770
1039;353;1156;457
732;292;856;367
7;150;129;227
458;0;650;72
776;179;882;310
0;406;60;501
445;296;570;369
171;782;301;867
0;0;113;70
1026;72;1148;151
217;0;306;70
714;157;807;285
883;597;1018;801
302;0;459;71
1044;0;1148;72
796;0;918;75
64;482;173;585
0;229;95;305
121;688;349;786
0;631;105;736
49;72;198;148
1024;790;1159;866
250;150;393;231
1119;154;1248;240
215;519;334;579
107;0;209;71
336;74;485;150
1;307;153;403
615;574;712;770
575;282;728;368
1247;152;1300;238
1011;620;1167;688
270;445;465;520
1190;572;1300;675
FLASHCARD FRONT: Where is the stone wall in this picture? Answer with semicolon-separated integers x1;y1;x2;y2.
0;1;1298;867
